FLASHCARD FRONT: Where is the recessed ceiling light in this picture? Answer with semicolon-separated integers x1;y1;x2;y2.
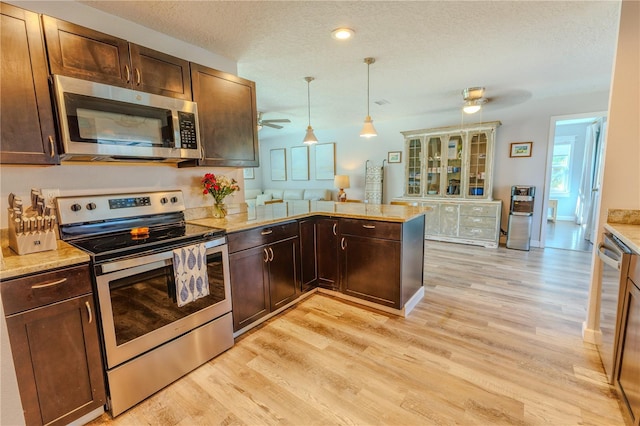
331;28;355;40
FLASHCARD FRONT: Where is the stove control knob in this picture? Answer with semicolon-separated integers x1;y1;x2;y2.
160;197;168;205
170;196;178;203
86;202;97;211
70;203;82;212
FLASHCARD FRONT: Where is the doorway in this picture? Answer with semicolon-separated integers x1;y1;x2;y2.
542;112;607;252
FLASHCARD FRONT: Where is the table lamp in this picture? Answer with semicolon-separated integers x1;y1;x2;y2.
334;175;350;202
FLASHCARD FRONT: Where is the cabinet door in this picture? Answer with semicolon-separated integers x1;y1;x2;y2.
425;136;443;196
299;218;318;291
42;15;131;87
444;134;464;197
1;4;57;164
405;138;423;195
229;246;270;331
190;63;259;167
422;202;440;236
616;279;640;424
341;235;401;308
5;294;106;426
129;43;192;100
467;131;490;197
439;204;460;237
317;218;339;289
268;238;299;311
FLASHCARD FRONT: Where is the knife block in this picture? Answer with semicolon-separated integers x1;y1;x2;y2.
7;209;57;255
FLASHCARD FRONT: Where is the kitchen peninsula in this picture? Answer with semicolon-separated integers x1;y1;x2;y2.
189;201;427;334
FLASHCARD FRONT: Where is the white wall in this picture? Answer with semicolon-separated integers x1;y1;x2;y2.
258;89;612;245
584;0;640;342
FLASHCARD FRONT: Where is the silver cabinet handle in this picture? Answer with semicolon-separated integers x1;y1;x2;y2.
341;237;346;250
31;278;67;289
332;223;337;235
124;64;131;83
85;301;93;324
48;135;55;158
362;224;376;229
135;68;141;85
269;247;274;262
261;229;273;235
263;248;269;263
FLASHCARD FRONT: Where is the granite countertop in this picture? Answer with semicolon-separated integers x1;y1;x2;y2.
0;229;90;281
604;223;640;254
189;200;428;233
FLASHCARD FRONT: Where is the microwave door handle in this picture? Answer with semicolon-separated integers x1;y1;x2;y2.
597;242;621;270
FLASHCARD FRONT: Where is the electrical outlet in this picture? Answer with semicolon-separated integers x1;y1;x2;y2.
40;188;60;206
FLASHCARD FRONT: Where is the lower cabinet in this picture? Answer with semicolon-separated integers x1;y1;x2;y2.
1;265;106;426
298;218;318;292
316;218;339;290
228;222;299;332
615;258;640;425
393;198;502;248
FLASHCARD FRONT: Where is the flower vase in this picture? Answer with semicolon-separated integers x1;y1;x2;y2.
212;203;227;218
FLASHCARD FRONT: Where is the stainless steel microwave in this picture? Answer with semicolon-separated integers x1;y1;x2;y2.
52;75;201;162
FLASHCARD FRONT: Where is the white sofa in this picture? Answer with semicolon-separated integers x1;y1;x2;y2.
245;188;332;207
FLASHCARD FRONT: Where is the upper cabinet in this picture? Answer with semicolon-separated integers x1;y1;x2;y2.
190;63;259;167
42;16;192;100
1;3;58;164
401;121;500;200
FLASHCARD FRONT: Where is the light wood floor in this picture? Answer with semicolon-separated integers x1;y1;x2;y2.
88;241;625;425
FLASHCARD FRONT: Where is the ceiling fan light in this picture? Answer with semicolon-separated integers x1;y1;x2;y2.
463;100;482;114
303;126;318;145
360;116;378;138
331;28;355;40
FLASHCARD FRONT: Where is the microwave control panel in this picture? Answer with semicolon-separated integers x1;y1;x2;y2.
178;111;198;150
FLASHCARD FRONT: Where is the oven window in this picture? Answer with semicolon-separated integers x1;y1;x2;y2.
64;93;173;147
109;252;226;346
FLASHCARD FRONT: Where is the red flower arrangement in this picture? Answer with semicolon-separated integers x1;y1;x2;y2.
201;173;240;204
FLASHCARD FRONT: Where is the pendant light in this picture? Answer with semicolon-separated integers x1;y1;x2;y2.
303;76;318;145
360;57;378;138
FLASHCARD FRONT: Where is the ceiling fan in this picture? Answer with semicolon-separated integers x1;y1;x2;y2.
462;87;488;114
257;111;291;130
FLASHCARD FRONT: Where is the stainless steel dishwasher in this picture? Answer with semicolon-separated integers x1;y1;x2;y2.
596;232;631;383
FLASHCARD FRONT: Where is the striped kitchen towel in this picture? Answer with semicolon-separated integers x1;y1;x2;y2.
173;243;209;307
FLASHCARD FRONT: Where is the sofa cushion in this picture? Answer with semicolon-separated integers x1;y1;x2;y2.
244;189;262;200
263;189;284;200
303;189;331;201
255;193;273;206
283;189;305;200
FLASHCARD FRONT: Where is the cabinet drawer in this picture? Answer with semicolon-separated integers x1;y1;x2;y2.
459;215;496;228
460;204;498;217
1;265;92;315
459;226;496;240
228;221;298;253
340;219;401;240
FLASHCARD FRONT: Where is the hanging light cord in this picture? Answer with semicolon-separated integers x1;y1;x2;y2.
366;61;370;117
307;80;312;126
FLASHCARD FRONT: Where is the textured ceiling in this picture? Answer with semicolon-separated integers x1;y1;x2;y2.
79;1;620;138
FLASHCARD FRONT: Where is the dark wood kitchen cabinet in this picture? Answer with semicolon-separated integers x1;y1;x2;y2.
316;218;340;290
0;3;58;164
299;218;318;292
189;63;259;167
42;16;192;99
1;264;106;426
615;256;640;425
228;222;299;332
339;217;425;309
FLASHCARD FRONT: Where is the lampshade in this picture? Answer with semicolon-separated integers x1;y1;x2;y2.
303;77;318;145
463;100;482;114
334;175;350;189
360;57;378;138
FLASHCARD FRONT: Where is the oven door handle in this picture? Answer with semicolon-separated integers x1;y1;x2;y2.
597;242;621;270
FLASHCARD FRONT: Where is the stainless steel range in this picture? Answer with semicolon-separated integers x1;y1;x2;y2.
57;190;233;416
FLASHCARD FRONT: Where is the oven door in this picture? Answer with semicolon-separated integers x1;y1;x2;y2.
95;239;231;369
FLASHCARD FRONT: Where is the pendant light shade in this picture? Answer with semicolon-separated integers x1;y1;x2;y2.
303;76;318;145
360;57;378;138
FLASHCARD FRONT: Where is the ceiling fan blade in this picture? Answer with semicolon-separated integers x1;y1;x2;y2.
263;119;291;123
263;122;284;129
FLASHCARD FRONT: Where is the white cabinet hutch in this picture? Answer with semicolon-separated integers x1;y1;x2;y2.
394;121;502;248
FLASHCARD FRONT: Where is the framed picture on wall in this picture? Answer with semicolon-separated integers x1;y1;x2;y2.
315;142;336;180
291;146;309;180
243;168;255;179
388;151;402;163
510;142;533;158
270;148;287;181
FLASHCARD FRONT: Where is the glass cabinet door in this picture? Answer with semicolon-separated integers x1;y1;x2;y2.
444;134;463;197
467;131;488;197
406;138;422;195
425;137;442;195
